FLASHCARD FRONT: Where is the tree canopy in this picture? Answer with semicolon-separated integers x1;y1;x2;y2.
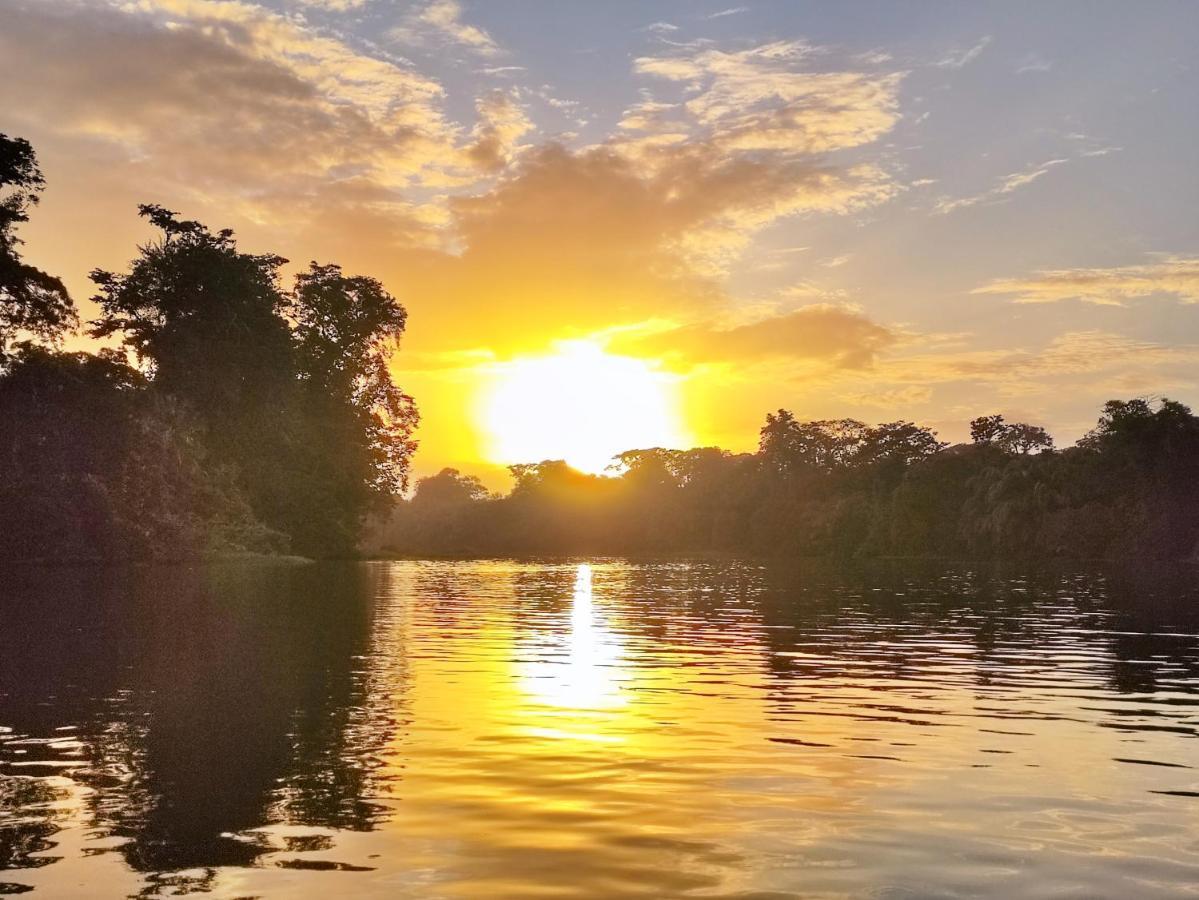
1;138;418;561
374;399;1199;563
0;134;75;356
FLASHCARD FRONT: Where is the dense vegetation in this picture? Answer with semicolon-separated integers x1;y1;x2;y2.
373;399;1199;562
0;135;417;561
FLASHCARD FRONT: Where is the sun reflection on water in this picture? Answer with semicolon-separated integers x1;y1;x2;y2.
517;564;627;719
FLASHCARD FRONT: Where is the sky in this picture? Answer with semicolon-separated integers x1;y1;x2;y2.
3;0;1198;486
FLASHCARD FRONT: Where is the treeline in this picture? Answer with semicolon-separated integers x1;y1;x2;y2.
0;134;417;561
373;401;1199;561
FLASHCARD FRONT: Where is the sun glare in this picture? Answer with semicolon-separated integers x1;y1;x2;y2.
479;341;688;474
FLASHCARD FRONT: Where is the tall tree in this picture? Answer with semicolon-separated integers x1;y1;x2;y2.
0;134;75;357
288;263;418;554
970;414;1053;454
90;205;299;537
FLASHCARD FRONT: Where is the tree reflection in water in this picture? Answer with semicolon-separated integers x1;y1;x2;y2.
0;562;402;881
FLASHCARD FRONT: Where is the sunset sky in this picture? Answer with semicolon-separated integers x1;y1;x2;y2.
4;0;1198;485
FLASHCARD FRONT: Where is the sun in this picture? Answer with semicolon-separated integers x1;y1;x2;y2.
478;341;689;474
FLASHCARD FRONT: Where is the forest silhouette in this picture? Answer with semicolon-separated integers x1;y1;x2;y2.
373;398;1199;560
1;134;416;560
4;132;1199;563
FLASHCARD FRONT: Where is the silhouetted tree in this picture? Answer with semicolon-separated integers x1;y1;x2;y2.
759;411;871;474
970;414;1054;454
375;400;1199;563
856;421;946;468
0;134;75;357
412;468;491;507
1;139;422;560
89;205;300;540
288;263;419;555
0;343;276;560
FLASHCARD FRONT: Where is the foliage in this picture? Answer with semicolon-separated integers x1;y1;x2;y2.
286;263;419;555
0;137;418;561
0;344;283;560
0;134;75;357
970;414;1054;454
376;400;1199;562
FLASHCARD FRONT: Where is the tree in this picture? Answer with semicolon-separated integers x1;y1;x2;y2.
90;204;293;401
90;205;300;541
0;342;275;560
0;134;75;357
759;410;868;474
288;263;419;554
412;469;490;508
970;414;1053;454
1002;423;1054;455
855;421;946;469
969;414;1007;445
1078;398;1197;455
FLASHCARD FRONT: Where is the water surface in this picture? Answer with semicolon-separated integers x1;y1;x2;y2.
1;559;1198;897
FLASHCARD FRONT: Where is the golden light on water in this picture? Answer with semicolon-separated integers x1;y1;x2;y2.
478;341;689;474
517;564;627;716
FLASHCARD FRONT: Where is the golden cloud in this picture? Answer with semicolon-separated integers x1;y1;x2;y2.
634;40;903;154
973;256;1199;305
0;0;468;213
467;91;534;173
878;330;1199;385
4;6;913;400
609;304;898;370
391;0;501;57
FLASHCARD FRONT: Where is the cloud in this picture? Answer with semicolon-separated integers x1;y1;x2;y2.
3;5;911;366
382;119;903;358
611;305;898;370
1015;55;1053;74
973;256;1199;306
634;41;902;155
386;144;731;356
0;0;465;212
705;6;748;19
478;65;526;77
880;331;1199;387
841;385;933;407
466;91;534;172
615;40;903;271
287;0;368;10
618;100;685;132
935;36;991;69
391;0;500;57
934;158;1068;214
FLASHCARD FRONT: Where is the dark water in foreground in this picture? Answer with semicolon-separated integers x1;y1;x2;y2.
1;560;1198;898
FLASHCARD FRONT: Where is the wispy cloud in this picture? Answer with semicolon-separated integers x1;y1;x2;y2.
841;385;932;407
633;41;902;153
1015;55;1053;74
973;256;1199;306
612;305;897;370
478;65;525;77
705;6;748;19
876;331;1199;393
934;158;1068;214
392;0;500;57
935;36;991;69
616;39;904;273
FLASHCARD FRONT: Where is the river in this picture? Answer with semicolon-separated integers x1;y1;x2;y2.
1;559;1197;897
